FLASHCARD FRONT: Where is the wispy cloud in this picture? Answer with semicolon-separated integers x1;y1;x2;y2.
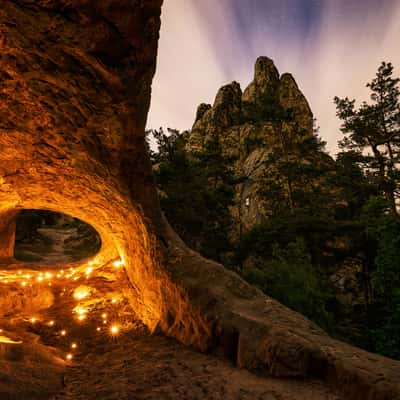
147;0;400;154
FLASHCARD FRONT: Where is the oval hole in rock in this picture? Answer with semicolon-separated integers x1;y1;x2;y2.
14;210;101;264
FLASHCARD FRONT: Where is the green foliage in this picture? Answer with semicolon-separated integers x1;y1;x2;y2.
243;239;334;331
259;124;333;218
333;151;378;219
242;92;291;123
367;215;400;359
147;61;400;360
148;128;235;262
334;62;400;219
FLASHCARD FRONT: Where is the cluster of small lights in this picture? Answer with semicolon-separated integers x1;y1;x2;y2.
0;257;127;361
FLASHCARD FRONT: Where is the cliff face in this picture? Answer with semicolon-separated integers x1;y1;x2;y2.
187;57;369;344
188;56;325;235
0;4;400;400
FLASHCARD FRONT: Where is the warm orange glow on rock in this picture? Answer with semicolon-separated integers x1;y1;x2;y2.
0;335;22;344
113;260;123;268
73;286;91;301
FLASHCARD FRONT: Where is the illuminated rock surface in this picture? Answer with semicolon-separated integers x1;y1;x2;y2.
0;1;399;400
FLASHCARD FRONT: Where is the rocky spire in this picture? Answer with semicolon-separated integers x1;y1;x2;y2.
242;56;280;104
279;73;313;134
194;103;212;124
189;81;243;151
188;56;315;153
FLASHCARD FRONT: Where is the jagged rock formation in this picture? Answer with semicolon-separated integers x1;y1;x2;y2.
188;56;324;235
0;2;399;400
187;57;370;344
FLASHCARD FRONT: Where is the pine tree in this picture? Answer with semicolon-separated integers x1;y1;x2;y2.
334;62;400;220
148;129;235;263
259;124;332;218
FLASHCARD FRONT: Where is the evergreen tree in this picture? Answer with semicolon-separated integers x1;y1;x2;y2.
360;198;400;360
148;129;235;263
333;150;378;219
259;124;333;218
242;238;334;331
334;62;400;220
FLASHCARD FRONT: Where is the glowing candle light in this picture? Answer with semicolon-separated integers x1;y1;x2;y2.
113;260;123;268
71;342;77;349
111;298;117;304
75;307;87;315
30;317;37;324
96;327;101;332
73;286;90;300
48;320;55;326
110;324;120;335
60;330;66;336
85;267;93;275
66;353;73;360
45;272;53;279
78;314;86;321
37;276;43;282
21;281;27;287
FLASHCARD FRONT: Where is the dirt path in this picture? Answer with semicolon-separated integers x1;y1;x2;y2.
50;325;342;400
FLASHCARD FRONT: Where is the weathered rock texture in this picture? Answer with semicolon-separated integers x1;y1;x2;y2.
187;57;371;345
188;56;330;235
0;209;18;258
0;2;400;400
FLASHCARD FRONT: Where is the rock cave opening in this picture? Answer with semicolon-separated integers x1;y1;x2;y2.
14;209;102;264
0;205;145;382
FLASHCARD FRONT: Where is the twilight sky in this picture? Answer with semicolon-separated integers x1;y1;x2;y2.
147;0;400;154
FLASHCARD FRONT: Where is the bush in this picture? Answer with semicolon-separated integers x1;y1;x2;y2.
242;238;334;331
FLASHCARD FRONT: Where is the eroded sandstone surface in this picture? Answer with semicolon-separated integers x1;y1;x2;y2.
0;1;400;399
188;56;333;235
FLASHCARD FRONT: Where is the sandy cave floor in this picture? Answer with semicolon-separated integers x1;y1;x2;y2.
51;323;344;400
0;225;343;400
0;261;343;400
